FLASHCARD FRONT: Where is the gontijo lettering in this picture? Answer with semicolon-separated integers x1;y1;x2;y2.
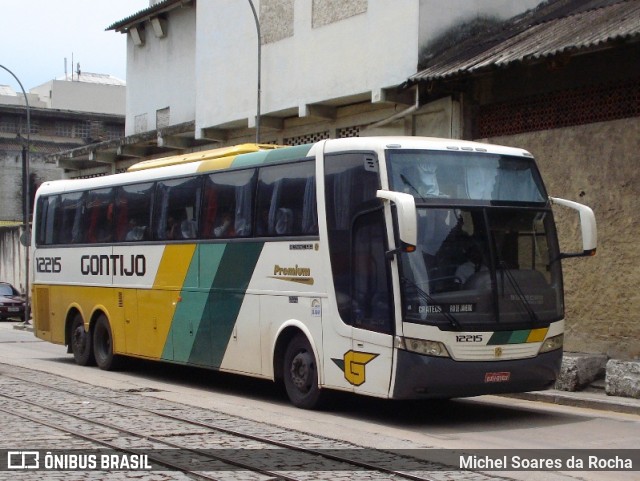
80;254;146;277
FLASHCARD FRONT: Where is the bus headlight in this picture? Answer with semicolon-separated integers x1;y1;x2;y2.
397;337;450;358
539;334;564;353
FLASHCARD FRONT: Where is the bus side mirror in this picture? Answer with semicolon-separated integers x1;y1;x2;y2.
550;197;597;258
376;190;417;250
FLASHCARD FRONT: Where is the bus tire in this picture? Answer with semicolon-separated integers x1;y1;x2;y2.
70;313;94;366
93;314;121;371
283;334;324;409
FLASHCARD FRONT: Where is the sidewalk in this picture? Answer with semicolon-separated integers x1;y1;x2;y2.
12;320;640;416
506;388;640;416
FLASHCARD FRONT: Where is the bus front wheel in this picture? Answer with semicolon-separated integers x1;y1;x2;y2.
71;313;94;366
93;314;121;371
283;334;324;409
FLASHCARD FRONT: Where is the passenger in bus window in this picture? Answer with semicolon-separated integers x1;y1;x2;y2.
275;208;294;235
213;210;234;237
125;218;146;241
166;212;181;239
180;214;197;239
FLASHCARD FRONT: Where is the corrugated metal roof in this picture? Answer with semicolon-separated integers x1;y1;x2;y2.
410;0;640;83
106;0;192;32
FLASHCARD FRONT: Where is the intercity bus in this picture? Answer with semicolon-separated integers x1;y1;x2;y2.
31;137;596;408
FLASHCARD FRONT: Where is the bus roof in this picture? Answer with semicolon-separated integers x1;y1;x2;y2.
35;137;533;197
127;143;281;172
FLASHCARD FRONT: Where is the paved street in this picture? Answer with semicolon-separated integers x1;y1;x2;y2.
0;321;638;481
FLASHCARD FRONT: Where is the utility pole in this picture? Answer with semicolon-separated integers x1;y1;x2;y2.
0;64;31;322
248;0;261;144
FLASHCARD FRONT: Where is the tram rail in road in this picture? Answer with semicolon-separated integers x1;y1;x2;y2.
0;364;502;481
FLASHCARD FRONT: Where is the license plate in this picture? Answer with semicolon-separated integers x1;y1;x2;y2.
485;371;510;383
8;308;19;312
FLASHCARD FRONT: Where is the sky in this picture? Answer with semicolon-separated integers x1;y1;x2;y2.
0;0;150;92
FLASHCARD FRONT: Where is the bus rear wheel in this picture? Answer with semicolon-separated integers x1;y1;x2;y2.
71;313;94;366
283;334;324;409
93;314;121;371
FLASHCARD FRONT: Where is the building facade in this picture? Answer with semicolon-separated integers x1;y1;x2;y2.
50;0;639;359
408;0;640;359
30;72;126;116
110;0;539;143
0;79;125;290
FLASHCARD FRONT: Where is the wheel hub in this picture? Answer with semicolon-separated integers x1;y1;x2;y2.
290;352;312;390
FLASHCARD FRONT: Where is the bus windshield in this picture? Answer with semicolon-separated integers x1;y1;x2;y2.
399;207;563;330
387;150;546;203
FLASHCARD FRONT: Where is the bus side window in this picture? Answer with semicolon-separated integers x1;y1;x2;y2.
203;169;256;239
153;176;202;241
59;192;86;244
115;183;154;242
36;195;59;246
85;188;114;243
256;160;316;237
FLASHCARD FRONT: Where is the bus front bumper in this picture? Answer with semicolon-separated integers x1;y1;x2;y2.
392;349;562;399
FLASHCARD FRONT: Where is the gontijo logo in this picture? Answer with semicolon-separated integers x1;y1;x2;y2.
270;264;314;285
332;350;379;386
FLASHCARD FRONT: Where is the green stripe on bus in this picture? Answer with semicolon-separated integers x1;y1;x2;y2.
487;331;511;345
231;144;313;168
162;244;227;363
509;330;531;344
487;329;537;345
189;242;264;367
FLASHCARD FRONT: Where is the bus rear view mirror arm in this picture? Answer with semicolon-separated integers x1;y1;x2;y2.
376;190;417;251
550;196;597;258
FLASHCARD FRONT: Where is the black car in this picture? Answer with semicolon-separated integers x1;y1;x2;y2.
0;282;25;321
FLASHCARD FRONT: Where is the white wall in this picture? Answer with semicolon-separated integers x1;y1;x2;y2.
0;90;46;108
30;80;125;115
125;0;545;137
195;0;421;134
0;227;26;294
125;5;197;135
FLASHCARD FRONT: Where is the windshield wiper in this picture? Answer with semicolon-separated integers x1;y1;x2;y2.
497;260;539;324
400;276;460;330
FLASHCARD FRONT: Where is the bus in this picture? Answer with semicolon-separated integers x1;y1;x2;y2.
31;137;596;409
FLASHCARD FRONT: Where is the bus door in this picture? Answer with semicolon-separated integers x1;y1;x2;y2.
349;208;395;397
323;151;395;397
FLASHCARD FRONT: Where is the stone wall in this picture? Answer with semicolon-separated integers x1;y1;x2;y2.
484;117;640;359
0;152;62;222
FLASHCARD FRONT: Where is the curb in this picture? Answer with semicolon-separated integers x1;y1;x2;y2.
13;322;33;333
504;390;640;416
